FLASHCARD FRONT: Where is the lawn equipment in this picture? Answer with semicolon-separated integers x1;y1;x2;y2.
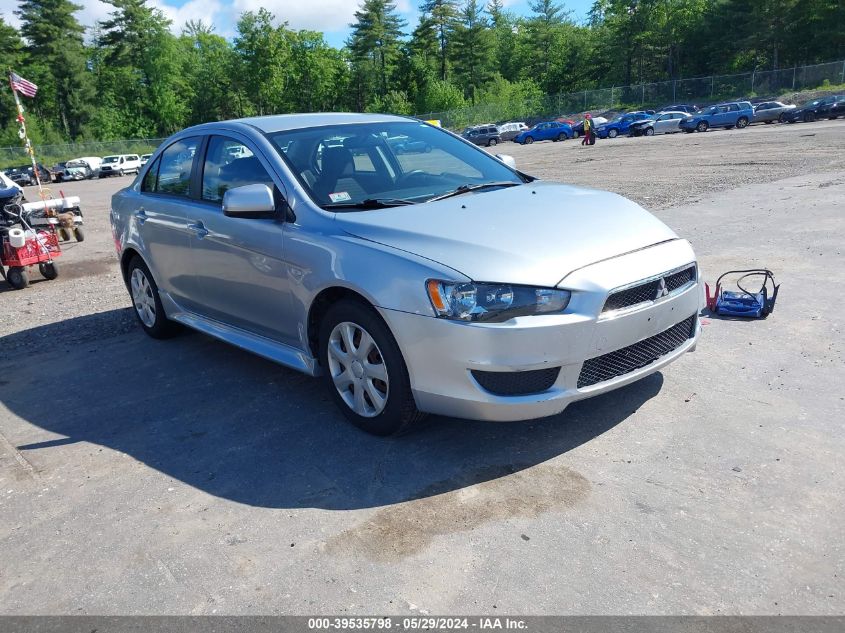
1;187;61;290
706;269;779;318
22;191;85;242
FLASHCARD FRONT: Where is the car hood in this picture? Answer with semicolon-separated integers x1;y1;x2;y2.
334;182;678;287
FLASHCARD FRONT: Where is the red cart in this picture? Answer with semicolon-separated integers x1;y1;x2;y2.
1;227;61;289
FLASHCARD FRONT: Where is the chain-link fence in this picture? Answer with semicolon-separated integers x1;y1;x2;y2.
418;59;845;129
0;138;166;170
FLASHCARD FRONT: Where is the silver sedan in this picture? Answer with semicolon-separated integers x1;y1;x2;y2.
111;113;702;435
752;101;796;123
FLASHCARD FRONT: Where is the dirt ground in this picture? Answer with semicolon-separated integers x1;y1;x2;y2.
0;119;843;615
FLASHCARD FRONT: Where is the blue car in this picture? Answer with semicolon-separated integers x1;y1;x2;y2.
595;112;652;138
679;101;753;133
514;121;573;144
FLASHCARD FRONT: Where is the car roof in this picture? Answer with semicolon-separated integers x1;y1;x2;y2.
223;112;413;134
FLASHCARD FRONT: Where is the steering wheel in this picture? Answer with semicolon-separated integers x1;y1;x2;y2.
396;170;429;186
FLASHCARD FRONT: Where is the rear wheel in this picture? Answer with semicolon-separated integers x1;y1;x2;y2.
39;262;58;280
319;299;424;436
127;256;179;338
608;128;618;138
7;266;29;290
696;121;709;133
736;117;749;128
73;227;85;242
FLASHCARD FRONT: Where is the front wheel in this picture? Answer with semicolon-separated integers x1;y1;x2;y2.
7;266;29;290
557;133;568;141
644;127;655;136
117;169;125;177
607;128;618;138
487;138;498;147
736;117;749;128
523;136;534;145
127;256;179;338
319;299;424;436
804;112;816;122
779;113;787;123
696;121;709;133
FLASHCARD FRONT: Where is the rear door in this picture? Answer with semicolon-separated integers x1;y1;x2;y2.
133;136;203;311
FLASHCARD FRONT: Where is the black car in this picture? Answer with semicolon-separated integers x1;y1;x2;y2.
657;104;698;114
3;163;52;187
462;125;502;147
783;95;845;122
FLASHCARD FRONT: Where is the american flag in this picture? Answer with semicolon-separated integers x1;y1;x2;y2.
9;72;38;98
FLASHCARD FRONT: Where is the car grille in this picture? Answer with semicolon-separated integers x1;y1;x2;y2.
577;315;696;388
472;367;560;396
602;264;696;313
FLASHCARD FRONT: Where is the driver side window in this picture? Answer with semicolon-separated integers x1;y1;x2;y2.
201;136;275;204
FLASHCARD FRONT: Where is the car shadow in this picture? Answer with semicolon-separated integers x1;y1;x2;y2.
0;308;664;511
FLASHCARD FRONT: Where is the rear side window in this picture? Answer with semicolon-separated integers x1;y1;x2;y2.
157;137;200;197
141;157;160;192
201;136;275;203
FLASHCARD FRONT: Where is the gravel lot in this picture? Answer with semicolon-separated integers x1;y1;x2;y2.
1;120;843;614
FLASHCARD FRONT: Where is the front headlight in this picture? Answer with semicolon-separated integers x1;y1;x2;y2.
426;280;571;322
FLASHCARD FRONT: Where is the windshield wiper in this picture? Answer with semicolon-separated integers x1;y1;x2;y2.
427;181;521;202
322;197;417;210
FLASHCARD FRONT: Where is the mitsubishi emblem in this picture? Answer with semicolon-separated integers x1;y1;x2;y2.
655;277;669;300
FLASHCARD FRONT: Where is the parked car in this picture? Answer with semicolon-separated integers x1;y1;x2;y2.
782;95;845;123
571;116;608;138
3;163;52;186
99;154;142;177
63;157;102;181
462;125;502;147
629;111;692;136
497;122;529;142
514;121;574;144
752;101;796;124
51;162;68;183
596;112;652;138
0;170;23;194
679;101;753;133
112;113;702;435
140;154;153;166
657;104;698;114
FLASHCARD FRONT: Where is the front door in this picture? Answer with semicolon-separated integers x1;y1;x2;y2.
186;134;297;345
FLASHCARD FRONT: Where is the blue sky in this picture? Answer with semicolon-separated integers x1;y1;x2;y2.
1;0;595;46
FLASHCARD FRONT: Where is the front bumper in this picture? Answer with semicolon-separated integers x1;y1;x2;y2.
379;239;703;422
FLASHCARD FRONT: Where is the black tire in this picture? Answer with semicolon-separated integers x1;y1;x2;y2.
608;128;618;138
829;116;838;120
644;127;655;136
725;125;734;130
523;136;534;145
684;129;695;133
319;299;425;436
696;121;709;133
126;256;180;339
736;117;749;128
804;112;816;122
487;138;498;147
764;120;773;124
572;131;580;139
779;113;787;123
58;228;71;241
557;133;567;141
117;168;125;177
73;227;85;242
7;266;29;290
39;262;58;280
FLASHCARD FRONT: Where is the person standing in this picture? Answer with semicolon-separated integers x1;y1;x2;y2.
581;114;593;146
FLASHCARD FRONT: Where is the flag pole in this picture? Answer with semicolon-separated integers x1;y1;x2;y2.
8;70;45;199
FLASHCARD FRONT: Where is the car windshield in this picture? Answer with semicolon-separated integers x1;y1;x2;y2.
699;106;719;115
66;160;87;168
268;121;525;209
103;156;119;164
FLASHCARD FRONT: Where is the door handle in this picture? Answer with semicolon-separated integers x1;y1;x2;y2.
136;208;147;225
187;221;209;239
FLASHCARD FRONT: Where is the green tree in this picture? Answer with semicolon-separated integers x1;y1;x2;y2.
15;0;93;138
452;0;494;100
0;16;24;133
347;0;406;109
420;0;460;80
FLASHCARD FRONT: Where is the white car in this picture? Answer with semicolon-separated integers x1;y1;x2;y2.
99;154;141;178
63;156;102;180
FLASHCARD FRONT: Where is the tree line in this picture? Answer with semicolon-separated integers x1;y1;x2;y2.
1;0;843;147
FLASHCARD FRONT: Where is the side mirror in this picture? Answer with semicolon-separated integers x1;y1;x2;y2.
222;183;276;217
495;154;517;169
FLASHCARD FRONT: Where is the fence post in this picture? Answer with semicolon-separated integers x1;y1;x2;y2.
751;70;755;95
792;66;796;90
841;60;845;84
641;83;645;105
710;75;714;98
584;89;587;110
610;86;615;109
672;80;676;102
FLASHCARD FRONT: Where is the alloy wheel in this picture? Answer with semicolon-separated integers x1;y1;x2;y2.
130;268;157;327
327;321;389;418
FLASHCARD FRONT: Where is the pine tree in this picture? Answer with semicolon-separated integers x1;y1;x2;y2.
420;0;460;80
348;0;407;106
15;0;92;138
452;0;494;100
